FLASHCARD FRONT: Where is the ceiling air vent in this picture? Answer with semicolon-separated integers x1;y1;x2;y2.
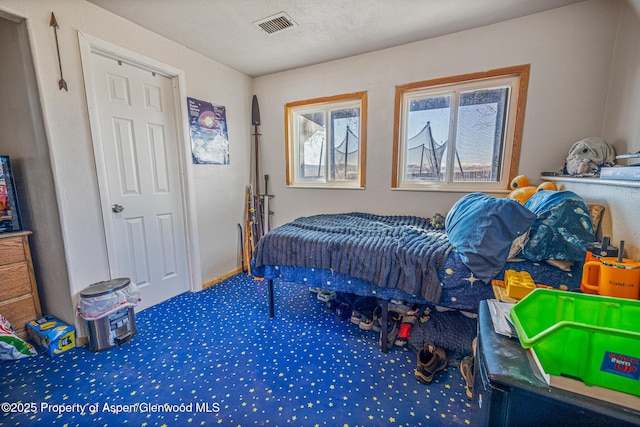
253;12;296;35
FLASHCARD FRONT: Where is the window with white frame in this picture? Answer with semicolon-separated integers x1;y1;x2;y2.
392;65;529;191
285;92;367;188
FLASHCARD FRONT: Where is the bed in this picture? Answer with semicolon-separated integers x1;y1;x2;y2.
252;191;597;353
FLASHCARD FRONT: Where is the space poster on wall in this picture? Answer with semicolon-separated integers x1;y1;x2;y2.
187;97;230;165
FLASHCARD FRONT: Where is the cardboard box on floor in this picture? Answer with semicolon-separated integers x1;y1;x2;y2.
26;315;75;357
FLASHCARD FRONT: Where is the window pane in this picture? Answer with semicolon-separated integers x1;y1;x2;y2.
454;87;508;182
298;113;325;181
405;96;450;182
286;91;366;188
393;66;528;190
330;108;360;181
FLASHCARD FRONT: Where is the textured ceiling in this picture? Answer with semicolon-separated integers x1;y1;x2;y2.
86;0;584;77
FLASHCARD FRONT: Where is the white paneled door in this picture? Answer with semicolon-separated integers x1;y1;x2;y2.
90;53;189;310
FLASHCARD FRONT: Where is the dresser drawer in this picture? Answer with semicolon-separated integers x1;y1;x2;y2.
0;262;31;300
0;236;26;265
0;295;38;339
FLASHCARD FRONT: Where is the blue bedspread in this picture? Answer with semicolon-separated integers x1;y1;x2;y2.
253;213;453;303
255;253;583;312
252;213;584;312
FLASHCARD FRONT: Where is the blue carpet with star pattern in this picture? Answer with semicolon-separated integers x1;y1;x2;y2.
1;273;475;426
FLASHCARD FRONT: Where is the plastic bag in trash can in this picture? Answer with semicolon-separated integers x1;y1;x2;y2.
77;278;140;320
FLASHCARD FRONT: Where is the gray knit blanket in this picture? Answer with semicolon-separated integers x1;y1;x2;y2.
253;213;453;303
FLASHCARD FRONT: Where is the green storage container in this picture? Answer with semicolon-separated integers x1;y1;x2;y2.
509;289;640;397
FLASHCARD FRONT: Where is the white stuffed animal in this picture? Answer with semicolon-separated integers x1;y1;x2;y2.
563;137;616;175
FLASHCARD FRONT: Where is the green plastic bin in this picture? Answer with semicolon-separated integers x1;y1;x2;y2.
509;289;640;397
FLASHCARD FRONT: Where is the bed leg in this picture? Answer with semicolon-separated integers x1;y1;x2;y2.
378;299;389;353
268;279;275;318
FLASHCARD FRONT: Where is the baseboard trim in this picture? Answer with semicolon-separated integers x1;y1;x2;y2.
202;268;243;289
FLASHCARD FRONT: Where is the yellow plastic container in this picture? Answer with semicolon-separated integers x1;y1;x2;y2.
505;269;536;299
510;289;640;397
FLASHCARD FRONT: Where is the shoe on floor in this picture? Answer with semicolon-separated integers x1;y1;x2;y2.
460;355;474;399
415;343;448;384
378;319;399;351
350;310;367;326
386;321;399;350
325;298;338;313
351;308;374;330
371;306;382;332
335;292;357;306
317;290;335;302
335;303;351;321
419;308;431;323
372;307;402;333
358;317;373;331
394;311;418;346
353;296;377;313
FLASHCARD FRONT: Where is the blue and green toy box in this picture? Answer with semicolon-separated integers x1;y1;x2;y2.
26;315;75;357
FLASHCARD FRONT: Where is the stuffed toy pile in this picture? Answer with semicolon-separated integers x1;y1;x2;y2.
507;175;557;204
563;137;616;175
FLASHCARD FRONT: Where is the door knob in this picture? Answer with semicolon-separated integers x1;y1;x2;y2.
111;204;124;213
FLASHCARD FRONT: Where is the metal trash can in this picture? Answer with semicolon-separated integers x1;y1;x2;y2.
77;278;140;352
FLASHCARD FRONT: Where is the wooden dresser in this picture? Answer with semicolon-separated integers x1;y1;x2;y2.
0;231;41;339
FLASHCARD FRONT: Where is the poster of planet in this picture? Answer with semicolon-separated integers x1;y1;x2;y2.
187;97;229;164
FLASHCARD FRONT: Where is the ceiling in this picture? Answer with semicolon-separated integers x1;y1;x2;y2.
86;0;584;78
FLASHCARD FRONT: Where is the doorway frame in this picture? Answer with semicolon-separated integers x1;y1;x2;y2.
78;32;202;293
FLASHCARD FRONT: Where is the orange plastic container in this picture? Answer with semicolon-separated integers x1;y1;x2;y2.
582;257;640;299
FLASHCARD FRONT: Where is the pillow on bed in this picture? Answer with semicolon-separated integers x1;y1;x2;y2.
521;190;595;262
445;192;537;283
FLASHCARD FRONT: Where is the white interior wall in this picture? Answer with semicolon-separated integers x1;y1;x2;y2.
0;16;71;320
555;0;640;261
0;0;252;327
602;0;640;157
253;0;621;226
